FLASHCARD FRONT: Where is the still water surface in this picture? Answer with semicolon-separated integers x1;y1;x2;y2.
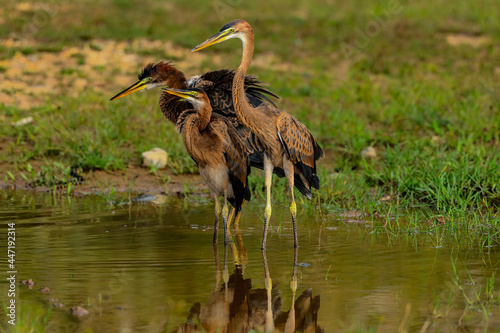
0;190;499;332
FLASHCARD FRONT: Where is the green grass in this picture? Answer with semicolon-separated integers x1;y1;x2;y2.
1;300;52;333
1;0;499;248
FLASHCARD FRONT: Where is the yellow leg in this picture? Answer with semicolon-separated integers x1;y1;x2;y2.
233;199;245;228
290;194;298;248
262;155;273;250
213;194;221;244
227;206;236;229
234;211;242;228
227;199;245;229
283;158;298;247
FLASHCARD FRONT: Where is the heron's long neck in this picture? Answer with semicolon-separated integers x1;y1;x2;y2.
197;102;212;131
233;31;257;127
158;70;189;123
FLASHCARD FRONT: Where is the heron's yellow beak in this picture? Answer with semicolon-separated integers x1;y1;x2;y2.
190;29;234;53
162;88;197;100
110;78;152;101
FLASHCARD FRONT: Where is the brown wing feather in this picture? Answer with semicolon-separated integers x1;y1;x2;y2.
209;115;250;186
276;113;324;190
277;114;314;166
190;69;278;118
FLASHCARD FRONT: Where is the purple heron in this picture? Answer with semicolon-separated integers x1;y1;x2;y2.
110;62;315;234
162;87;251;245
191;19;324;249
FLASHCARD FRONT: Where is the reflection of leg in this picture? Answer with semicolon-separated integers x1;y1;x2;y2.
227;227;240;266
222;190;229;245
213;194;221;244
283;158;298;248
234;225;247;269
262;249;275;332
285;246;299;332
291;246;298;294
223;242;229;301
290;248;299;294
262;156;273;250
213;243;221;292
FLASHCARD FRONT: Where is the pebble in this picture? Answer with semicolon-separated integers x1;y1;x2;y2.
142;148;168;169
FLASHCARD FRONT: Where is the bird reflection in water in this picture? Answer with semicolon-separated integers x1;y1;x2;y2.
172;229;323;333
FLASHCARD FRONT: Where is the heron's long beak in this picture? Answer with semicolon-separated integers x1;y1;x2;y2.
162;88;196;100
190;29;232;53
110;78;151;101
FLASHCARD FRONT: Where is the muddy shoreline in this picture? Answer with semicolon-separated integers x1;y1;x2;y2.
0;164;208;198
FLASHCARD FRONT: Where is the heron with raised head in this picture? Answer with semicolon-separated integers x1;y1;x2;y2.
190;19;324;249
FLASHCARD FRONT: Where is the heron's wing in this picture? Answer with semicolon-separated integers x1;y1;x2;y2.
276;113;324;190
210;116;251;203
189;69;279;118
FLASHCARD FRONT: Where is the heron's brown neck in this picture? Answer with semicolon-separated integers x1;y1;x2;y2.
233;30;256;126
196;101;212;131
158;69;189;124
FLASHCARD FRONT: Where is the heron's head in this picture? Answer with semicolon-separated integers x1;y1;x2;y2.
110;61;186;101
190;19;252;53
162;88;209;110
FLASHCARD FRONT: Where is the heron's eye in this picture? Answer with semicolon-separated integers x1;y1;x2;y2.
229;27;235;32
144;77;153;83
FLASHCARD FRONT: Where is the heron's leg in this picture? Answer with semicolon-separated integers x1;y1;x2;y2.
227;206;235;229
213;193;221;244
283;158;298;247
227;198;245;229
233;200;245;228
222;190;229;245
262;155;274;250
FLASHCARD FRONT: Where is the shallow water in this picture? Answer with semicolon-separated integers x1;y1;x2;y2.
0;190;499;332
